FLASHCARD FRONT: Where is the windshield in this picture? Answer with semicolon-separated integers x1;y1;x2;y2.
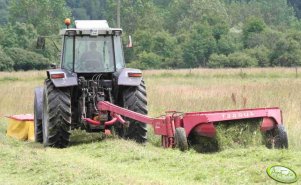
62;35;115;73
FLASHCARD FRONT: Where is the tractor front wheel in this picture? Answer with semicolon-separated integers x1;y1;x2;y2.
42;80;71;148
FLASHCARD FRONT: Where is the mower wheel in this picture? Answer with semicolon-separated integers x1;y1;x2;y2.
264;130;273;149
264;124;288;149
34;87;43;143
42;80;71;148
274;124;288;149
175;127;188;151
118;80;148;143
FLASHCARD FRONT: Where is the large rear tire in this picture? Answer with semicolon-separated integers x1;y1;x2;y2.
42;80;71;148
34;87;43;143
117;80;148;143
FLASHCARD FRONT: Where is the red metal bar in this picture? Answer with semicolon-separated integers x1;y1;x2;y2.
98;101;154;124
104;117;118;126
184;107;282;123
83;118;100;125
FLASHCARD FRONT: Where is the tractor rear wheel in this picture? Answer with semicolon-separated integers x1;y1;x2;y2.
42;80;71;148
117;80;148;143
34;87;43;143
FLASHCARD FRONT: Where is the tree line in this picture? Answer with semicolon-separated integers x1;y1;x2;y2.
0;0;301;71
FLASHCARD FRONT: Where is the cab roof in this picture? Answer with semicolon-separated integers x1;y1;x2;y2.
60;20;122;36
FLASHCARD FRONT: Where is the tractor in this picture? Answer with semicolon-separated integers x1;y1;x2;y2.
34;20;147;148
34;20;288;151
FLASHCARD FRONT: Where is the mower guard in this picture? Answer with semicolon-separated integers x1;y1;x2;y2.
6;114;35;141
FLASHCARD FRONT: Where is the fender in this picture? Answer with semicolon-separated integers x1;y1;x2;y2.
47;69;78;87
34;87;43;120
116;68;143;86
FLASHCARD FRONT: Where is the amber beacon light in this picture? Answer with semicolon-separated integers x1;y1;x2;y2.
64;18;71;28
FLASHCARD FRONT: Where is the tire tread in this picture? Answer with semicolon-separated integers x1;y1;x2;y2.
43;80;71;148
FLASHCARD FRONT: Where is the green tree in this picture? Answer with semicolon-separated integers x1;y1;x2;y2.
205;16;229;41
271;37;301;66
6;47;50;70
208;54;229;68
228;52;258;68
0;22;37;49
167;0;229;34
67;0;107;20
128;51;162;70
0;0;9;25
0;47;13;71
152;31;177;58
289;0;301;18
165;0;191;33
103;0;163;33
243;17;266;48
226;0;296;28
152;31;183;68
245;46;271;67
217;33;241;55
131;30;182;68
133;30;154;54
72;8;89;19
243;28;285;49
9;0;71;35
183;23;217;67
153;0;171;7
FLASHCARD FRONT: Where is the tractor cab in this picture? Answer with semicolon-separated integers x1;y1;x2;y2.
59;20;125;73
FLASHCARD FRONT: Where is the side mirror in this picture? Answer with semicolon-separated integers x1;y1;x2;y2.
126;35;133;48
37;36;45;50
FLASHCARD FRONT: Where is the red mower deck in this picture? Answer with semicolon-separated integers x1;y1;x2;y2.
83;101;284;151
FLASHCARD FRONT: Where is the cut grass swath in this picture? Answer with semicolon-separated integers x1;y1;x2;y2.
189;119;264;153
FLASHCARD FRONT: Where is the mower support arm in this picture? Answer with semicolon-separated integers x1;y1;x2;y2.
99;101;154;124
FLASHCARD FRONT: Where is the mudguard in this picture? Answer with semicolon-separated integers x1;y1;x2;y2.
34;87;43;120
116;68;143;86
47;69;78;87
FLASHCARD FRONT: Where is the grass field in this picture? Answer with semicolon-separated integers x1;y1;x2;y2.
0;68;300;184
